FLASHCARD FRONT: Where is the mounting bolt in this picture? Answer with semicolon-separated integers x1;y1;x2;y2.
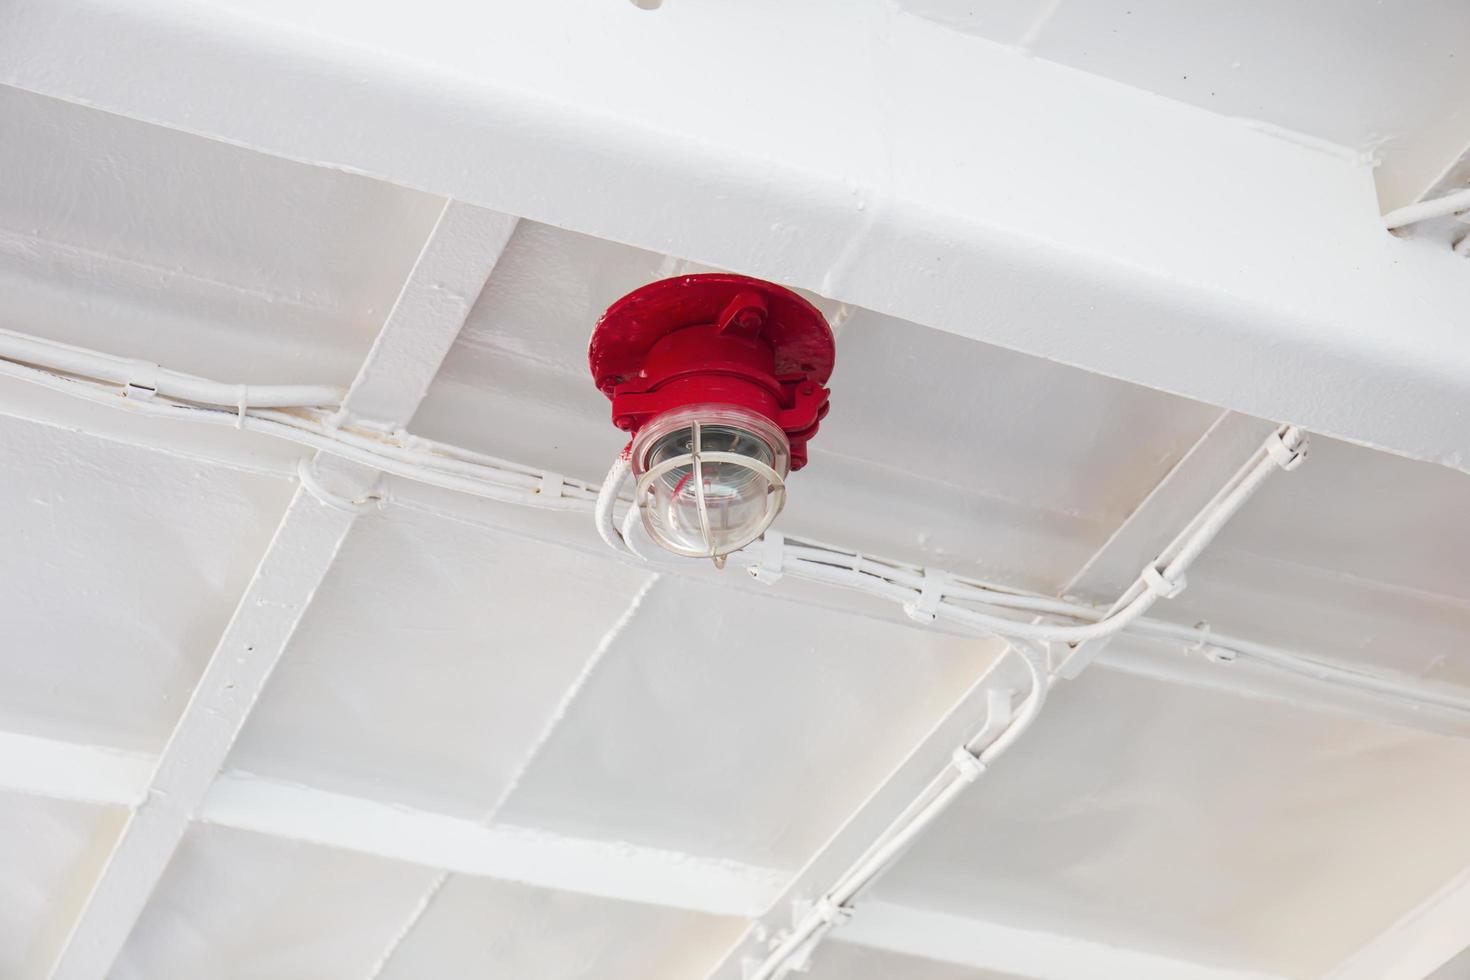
717;290;769;335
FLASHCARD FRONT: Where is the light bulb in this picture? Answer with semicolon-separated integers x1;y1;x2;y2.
630;404;790;560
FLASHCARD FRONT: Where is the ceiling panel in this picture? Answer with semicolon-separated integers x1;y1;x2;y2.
0;414;294;751
111;825;437;980
0;792;123;980
894;0;1470;204
1206;435;1470;603
1152;435;1470;685
893;0;1050;44
0;86;444;385
376;875;743;980
229;507;656;818
809;942;1023;980
494;574;988;868
875;668;1470;978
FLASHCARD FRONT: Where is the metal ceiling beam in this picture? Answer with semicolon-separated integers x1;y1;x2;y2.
203;769;1286;980
0;720;1445;980
200;771;781;919
5;0;1470;474
41;201;517;980
197;772;1280;980
0;729;152;809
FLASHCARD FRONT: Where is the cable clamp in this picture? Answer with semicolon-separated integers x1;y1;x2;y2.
748;530;785;584
1186;621;1213;652
903;568;950;623
235;386;249;430
1141;562;1187;599
538;471;564;499
124;360;159;400
297;458;381;514
813;897;854;927
950;745;989;784
1265;426;1308;471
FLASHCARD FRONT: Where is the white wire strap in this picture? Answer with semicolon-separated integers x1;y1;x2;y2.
949;745;988;784
903;568;950;623
1265;425;1307;470
1141;562;1187;599
812;898;853;927
749;530;786;583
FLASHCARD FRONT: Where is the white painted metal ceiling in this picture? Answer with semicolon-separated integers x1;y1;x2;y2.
2;4;1470;980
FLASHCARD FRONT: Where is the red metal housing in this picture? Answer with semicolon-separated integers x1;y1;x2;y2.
589;274;835;469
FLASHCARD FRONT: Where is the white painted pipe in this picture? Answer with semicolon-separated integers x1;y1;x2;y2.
747;643;1051;980
0;327;345;407
1382;187;1470;231
596;455;632;554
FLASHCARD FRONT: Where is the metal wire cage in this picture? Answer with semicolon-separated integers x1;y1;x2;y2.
630;404;790;561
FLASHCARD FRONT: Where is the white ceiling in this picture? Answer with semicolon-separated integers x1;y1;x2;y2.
1;8;1470;980
896;0;1470;208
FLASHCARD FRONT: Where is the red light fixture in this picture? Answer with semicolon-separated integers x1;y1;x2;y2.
589;274;835;561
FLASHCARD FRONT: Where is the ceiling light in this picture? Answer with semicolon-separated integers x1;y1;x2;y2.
589;274;834;563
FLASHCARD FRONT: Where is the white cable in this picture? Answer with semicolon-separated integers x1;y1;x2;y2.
748;642;1050;980
596;454;633;553
746;427;1299;649
0;327;344;407
1382;187;1470;231
0;356;593;511
4;332;1464;722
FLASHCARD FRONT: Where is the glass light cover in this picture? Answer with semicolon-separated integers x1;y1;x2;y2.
630;404;790;559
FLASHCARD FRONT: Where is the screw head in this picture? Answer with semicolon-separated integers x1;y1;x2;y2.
733;307;765;331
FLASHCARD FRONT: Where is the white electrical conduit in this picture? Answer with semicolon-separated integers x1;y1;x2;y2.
3;330;1467;722
600;426;1306;648
1382;187;1470;231
0;355;598;510
0;327;345;408
747;641;1052;980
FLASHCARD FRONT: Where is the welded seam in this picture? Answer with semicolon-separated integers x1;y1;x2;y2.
360;573;662;980
364;872;449;980
1017;0;1064;51
486;572;662;817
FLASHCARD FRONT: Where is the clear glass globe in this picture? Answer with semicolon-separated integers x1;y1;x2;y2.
630;405;790;560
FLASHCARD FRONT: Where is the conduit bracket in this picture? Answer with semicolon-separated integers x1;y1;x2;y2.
950;745;988;784
124;359;159;400
1141;562;1187;599
538;471;565;499
748;531;786;584
1266;425;1308;470
903;568;951;623
812;897;854;928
